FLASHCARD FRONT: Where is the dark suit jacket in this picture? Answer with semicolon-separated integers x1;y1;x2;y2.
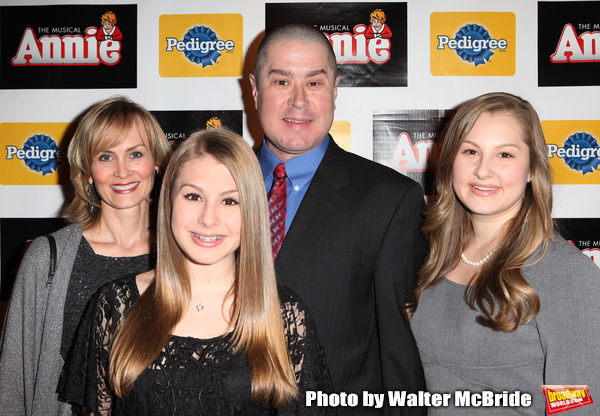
260;137;427;415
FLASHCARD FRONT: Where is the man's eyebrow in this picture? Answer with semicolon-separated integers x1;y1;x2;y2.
267;69;292;77
306;69;327;77
266;68;328;77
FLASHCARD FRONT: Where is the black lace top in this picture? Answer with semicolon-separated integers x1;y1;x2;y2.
58;274;335;415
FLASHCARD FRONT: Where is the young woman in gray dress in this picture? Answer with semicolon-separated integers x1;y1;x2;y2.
59;129;333;415
405;92;600;415
0;96;171;416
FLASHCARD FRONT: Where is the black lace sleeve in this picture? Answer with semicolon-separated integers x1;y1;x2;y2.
58;275;138;416
278;286;337;416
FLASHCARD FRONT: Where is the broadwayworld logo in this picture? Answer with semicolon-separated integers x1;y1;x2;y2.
542;385;594;415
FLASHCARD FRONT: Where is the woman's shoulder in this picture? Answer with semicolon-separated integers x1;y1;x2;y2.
277;285;306;309
25;223;81;253
277;285;313;324
526;235;600;288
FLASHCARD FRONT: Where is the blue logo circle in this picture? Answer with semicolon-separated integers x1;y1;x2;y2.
563;132;600;174
183;26;221;67
455;24;494;66
23;134;61;175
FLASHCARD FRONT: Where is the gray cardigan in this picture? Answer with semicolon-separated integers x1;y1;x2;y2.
0;224;83;416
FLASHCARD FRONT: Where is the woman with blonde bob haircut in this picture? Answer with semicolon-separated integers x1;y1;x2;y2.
67;96;171;228
0;96;170;416
60;128;334;415
406;92;600;414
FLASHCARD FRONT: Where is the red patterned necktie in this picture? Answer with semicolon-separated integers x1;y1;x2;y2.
268;163;287;260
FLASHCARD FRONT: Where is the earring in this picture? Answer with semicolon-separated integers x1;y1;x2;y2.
87;182;97;215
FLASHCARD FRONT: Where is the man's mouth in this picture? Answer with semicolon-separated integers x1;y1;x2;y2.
284;118;310;124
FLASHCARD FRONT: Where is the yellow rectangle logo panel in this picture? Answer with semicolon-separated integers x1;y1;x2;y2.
330;121;351;153
430;12;515;76
159;14;243;78
1;123;70;185
542;120;600;184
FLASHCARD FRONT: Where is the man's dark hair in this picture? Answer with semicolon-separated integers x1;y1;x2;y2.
253;22;338;82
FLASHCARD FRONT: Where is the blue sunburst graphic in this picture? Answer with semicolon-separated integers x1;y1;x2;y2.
183;26;221;67
455;24;494;66
23;134;61;175
563;132;600;174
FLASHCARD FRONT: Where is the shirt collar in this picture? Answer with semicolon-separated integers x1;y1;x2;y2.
259;135;329;191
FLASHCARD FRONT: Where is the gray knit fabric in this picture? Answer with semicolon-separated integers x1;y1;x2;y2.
0;225;83;416
0;224;153;416
410;236;600;415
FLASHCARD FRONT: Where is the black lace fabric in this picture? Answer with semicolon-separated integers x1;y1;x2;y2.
58;275;335;415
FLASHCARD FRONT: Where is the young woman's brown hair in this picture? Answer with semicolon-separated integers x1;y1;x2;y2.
405;92;554;332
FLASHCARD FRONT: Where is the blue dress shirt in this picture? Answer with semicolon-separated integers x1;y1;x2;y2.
258;136;329;234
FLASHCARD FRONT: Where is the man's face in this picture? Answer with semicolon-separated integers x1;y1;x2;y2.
250;39;340;162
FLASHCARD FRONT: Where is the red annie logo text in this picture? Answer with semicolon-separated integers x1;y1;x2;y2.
550;24;600;63
323;8;392;64
11;11;123;66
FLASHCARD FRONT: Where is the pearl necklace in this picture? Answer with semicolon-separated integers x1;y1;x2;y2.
460;249;495;267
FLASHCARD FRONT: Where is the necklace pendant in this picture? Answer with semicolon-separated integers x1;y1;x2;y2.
196;304;204;311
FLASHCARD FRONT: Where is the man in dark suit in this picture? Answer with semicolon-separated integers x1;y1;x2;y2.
249;23;426;415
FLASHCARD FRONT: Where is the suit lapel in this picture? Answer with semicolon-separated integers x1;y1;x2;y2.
275;138;350;284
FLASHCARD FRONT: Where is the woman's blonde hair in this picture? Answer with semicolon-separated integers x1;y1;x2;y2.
109;128;298;406
66;96;171;229
405;92;554;332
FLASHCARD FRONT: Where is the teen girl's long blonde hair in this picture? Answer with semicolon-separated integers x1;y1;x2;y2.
108;128;297;405
404;92;554;332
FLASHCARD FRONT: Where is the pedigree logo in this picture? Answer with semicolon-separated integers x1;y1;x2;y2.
0;123;70;185
430;12;515;76
159;14;243;77
329;121;351;153
542;120;600;184
0;5;137;89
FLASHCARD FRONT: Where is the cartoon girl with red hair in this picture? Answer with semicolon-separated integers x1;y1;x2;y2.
366;9;392;39
96;11;122;41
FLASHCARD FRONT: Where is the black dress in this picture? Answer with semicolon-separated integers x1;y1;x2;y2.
59;274;335;415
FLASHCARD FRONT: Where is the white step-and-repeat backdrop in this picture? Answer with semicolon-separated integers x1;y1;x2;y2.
1;0;599;307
